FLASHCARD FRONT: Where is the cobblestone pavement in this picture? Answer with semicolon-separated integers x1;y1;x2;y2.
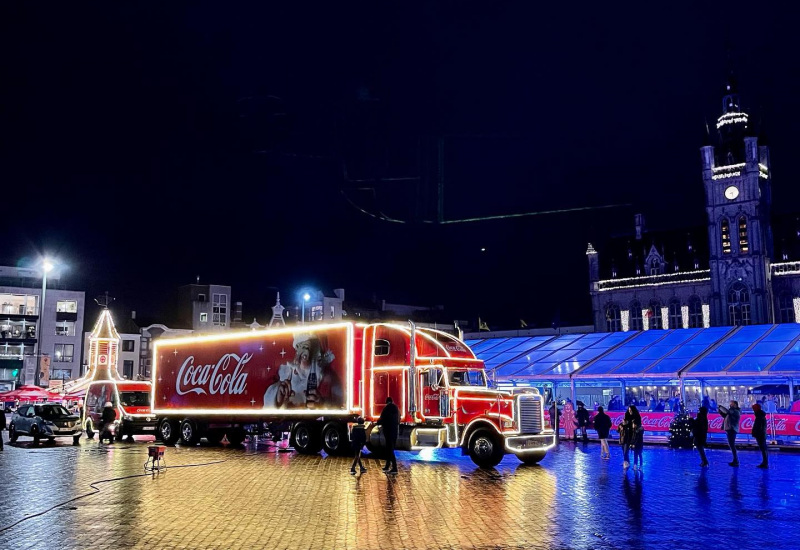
0;430;798;550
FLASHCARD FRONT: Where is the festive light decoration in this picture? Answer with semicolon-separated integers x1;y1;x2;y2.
702;304;711;328
681;306;689;329
597;270;710;292
712;163;745;172
620;310;630;332
712;171;741;180
772;261;800;276
793;297;800;324
660;307;669;329
716;112;749;129
641;309;649;331
668;407;694;449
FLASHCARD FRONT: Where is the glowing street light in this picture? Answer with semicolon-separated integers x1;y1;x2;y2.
301;292;311;324
35;257;56;386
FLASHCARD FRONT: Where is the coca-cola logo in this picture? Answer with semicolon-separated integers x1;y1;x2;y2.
424;394;439;401
445;344;466;353
176;353;251;396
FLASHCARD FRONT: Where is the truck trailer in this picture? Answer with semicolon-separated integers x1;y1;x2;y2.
151;322;554;467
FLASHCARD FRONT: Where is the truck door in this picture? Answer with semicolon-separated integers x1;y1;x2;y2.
421;368;444;418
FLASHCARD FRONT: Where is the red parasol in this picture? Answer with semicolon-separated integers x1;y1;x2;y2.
0;385;62;403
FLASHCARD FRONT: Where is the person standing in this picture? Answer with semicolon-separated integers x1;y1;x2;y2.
377;397;399;474
575;402;590;441
632;417;644;470
548;402;561;440
751;403;768;469
0;406;6;450
620;405;640;469
719;400;741;466
593;406;612;459
692;406;709;467
99;401;116;444
350;417;368;475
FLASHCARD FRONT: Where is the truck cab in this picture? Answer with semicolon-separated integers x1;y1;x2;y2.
84;380;158;440
364;324;555;467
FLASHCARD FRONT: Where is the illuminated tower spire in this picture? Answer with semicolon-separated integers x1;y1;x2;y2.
269;292;286;327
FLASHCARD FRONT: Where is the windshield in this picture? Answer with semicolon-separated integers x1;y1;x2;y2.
120;391;150;407
38;405;71;419
448;370;486;387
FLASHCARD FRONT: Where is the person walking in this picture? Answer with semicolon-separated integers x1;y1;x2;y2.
751;403;768;469
350;417;368;474
377;397;399;474
99;401;116;444
575;402;590;441
632;416;644;470
692;406;709;467
593;406;612;459
719;400;741;466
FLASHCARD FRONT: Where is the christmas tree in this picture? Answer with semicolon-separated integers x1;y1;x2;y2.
668;403;694;449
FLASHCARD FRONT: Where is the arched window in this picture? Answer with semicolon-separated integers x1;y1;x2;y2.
688;296;704;328
728;282;751;326
778;294;795;323
629;301;643;331
649;258;661;276
648;300;663;330
721;218;732;254
605;303;621;332
738;216;749;254
668;299;682;329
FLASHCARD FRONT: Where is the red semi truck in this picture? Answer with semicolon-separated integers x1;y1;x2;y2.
151;322;554;467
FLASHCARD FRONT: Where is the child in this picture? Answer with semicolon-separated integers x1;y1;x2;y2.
632;421;644;470
350;417;368;475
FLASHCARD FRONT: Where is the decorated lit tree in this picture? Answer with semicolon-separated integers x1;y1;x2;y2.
668;402;694;449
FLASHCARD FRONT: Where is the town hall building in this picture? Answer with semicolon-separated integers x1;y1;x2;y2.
588;77;800;332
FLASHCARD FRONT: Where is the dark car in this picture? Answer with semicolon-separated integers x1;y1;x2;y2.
9;403;82;445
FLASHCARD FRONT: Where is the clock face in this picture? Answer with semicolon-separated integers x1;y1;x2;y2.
724;186;739;200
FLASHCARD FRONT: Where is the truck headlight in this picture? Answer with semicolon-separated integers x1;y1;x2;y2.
502;420;513;428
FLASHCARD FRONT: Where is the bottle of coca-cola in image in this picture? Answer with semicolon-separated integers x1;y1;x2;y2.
306;372;317;408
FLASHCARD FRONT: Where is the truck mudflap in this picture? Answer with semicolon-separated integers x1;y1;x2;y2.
503;432;557;454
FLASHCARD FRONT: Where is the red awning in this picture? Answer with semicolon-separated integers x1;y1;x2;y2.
0;385;63;402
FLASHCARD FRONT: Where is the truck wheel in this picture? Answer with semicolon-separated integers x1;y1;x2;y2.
467;428;505;468
322;422;349;456
85;419;95;440
518;452;546;465
180;419;201;446
8;424;17;443
158;419;179;446
225;429;246;446
291;422;322;455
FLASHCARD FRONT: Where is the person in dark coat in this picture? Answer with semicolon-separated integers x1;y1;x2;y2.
751;403;768;468
692;406;709;467
377;397;400;474
0;406;6;450
548;402;560;440
350;417;367;474
593;406;612;459
632;418;644;470
619;405;641;469
575;402;590;441
99;401;117;444
719;400;741;466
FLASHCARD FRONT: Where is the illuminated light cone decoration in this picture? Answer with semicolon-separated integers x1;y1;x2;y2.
61;307;123;395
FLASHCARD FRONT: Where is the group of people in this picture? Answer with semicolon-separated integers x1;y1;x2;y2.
567;400;770;469
349;396;400;475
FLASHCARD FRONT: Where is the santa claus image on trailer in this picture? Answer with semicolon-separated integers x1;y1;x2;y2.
263;332;343;409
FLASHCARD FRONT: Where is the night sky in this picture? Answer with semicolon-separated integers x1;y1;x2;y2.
2;2;798;329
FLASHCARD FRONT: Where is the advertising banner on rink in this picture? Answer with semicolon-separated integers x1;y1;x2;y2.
545;410;800;437
152;324;352;414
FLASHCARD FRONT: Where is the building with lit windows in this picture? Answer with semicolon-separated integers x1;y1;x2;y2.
0;265;85;387
177;283;231;332
588;77;800;332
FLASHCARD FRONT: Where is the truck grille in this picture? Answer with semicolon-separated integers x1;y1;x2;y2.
518;395;543;434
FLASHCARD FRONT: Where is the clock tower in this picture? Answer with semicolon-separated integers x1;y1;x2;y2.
701;76;773;326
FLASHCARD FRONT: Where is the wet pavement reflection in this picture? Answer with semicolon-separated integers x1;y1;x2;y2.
0;434;798;549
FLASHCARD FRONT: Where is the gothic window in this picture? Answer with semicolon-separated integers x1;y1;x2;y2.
721;218;732;254
605;303;621;332
649;258;661;276
629;301;643;331
688;296;704;328
778;294;795;323
648;300;663;330
728;282;751;326
738;216;749;254
668;299;682;329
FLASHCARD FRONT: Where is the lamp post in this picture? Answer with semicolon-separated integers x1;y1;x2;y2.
35;258;54;386
301;292;310;324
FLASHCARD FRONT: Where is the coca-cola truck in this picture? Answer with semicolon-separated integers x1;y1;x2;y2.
151;322;554;467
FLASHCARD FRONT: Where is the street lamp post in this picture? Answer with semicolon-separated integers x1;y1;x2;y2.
301;292;310;324
35;259;54;386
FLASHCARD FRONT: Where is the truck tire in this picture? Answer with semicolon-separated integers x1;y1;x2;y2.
291;422;322;455
158;419;179;446
518;452;546;465
467;428;505;468
85;419;95;440
322;422;349;456
180;419;201;446
225;429;246;446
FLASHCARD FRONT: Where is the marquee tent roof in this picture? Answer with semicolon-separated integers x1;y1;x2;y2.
470;324;800;381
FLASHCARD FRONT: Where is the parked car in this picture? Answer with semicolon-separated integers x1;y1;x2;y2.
9;403;82;445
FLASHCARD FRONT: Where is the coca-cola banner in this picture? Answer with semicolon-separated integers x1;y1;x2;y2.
152;325;351;414
545;411;800;437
